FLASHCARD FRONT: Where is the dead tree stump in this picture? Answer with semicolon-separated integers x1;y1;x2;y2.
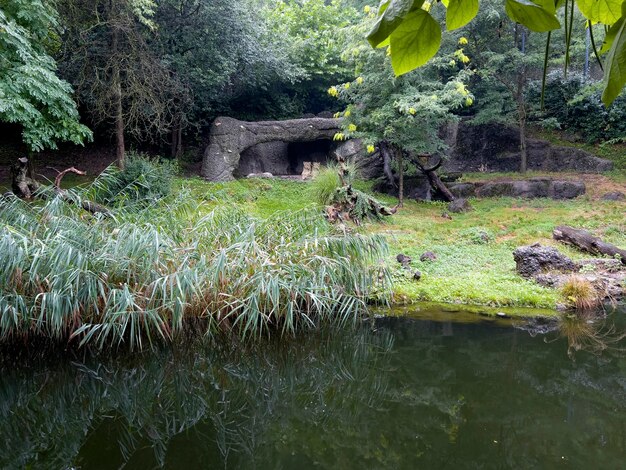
11;157;40;198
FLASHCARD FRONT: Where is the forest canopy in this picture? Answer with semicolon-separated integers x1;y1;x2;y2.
0;0;624;160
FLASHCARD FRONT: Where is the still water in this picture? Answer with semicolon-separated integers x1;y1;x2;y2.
1;305;625;469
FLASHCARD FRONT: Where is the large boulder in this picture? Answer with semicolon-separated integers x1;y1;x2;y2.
447;178;585;200
201;116;341;181
442;122;613;173
513;244;578;278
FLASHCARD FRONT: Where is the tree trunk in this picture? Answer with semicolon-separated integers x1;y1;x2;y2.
425;170;455;202
519;104;527;174
517;62;527;174
553;226;626;264
201;116;341;181
395;145;404;207
379;141;397;189
111;15;125;169
171;113;182;159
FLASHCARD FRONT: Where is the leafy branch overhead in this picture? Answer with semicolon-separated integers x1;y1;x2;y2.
367;0;626;105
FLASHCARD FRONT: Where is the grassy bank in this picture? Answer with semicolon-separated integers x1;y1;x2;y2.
0;171;390;349
179;175;625;312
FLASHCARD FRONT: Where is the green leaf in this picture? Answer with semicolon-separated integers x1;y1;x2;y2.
504;0;561;32
577;0;622;25
602;14;626;105
389;9;441;76
600;16;624;53
446;0;480;30
367;0;425;48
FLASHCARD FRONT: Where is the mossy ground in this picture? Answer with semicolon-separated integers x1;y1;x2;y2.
176;173;625;313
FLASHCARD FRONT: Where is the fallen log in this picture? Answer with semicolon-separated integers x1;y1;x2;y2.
50;166;112;217
553;225;626;265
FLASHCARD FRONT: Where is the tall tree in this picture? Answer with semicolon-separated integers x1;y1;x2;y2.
0;0;91;152
331;6;472;204
58;0;182;167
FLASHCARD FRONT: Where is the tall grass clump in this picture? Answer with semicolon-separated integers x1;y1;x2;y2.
310;165;342;205
560;275;600;311
0;174;390;350
89;153;178;204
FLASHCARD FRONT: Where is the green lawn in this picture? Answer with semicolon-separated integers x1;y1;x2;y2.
176;174;625;312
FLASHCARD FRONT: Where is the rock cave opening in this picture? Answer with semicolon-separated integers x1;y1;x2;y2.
236;139;334;177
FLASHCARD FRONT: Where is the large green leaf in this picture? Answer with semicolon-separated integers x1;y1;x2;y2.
446;0;480;30
600;16;624;53
577;0;622;25
389;9;441;75
602;13;626;105
504;0;561;32
367;0;424;47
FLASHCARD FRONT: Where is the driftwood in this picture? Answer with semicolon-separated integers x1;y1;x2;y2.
201;116;341;181
8;159;111;217
49;167;112;217
553;225;626;265
325;185;398;225
412;154;455;202
11;157;40;198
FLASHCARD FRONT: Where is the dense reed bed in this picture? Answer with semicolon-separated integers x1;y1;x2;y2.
0;168;390;349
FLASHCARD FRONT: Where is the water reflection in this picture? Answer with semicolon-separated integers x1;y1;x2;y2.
1;307;625;469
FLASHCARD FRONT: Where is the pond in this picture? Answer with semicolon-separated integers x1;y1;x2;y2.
1;305;625;469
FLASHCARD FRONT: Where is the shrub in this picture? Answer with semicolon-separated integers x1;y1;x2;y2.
92;153;178;204
529;73;626;143
560;275;600;311
459;227;494;245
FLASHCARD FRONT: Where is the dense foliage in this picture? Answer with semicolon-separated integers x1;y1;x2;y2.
0;0;92;151
366;0;626;106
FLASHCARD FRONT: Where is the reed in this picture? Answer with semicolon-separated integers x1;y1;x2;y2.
0;170;390;350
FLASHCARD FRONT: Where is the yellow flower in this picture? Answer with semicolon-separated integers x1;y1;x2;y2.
344;110;351;117
327;86;338;97
333;132;345;141
458;37;468;45
422;1;431;10
461;55;470;64
348;123;357;132
449;59;456;67
465;97;474;106
356;76;364;85
364;5;371;13
408;107;416;115
333;112;341;118
431;94;438;100
455;82;465;93
343;82;351;89
367;144;375;153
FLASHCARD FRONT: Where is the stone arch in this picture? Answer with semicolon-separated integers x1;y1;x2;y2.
200;116;341;181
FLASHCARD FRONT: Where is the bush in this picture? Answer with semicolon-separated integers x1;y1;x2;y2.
529;73;626;143
459;227;494;245
93;153;178;204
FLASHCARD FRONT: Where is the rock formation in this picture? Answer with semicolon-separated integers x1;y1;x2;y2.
201;116;341;181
